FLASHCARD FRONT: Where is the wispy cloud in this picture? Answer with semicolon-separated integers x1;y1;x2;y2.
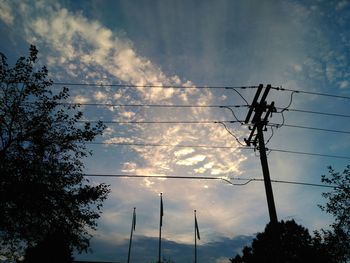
1;1;343;259
0;0;14;25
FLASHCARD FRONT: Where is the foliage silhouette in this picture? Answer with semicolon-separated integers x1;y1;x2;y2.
23;231;73;263
230;220;332;263
315;165;350;262
0;46;110;260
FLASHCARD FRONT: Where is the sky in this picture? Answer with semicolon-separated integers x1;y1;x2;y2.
1;0;350;262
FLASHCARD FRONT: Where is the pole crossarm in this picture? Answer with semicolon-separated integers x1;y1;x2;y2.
244;84;276;147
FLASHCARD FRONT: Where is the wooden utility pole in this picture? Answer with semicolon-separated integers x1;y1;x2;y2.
244;84;279;262
244;84;278;225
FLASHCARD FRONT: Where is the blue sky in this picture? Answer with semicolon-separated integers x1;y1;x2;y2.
1;0;350;262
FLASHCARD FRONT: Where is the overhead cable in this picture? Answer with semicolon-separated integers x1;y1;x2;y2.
88;142;350;159
54;102;350;119
272;86;350;100
76;119;350;135
280;108;350;118
51;82;258;90
82;173;335;188
267;148;350;159
60;102;248;109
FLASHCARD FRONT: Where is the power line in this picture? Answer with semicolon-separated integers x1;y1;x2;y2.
82;173;334;188
56;102;350;119
63;102;248;109
51;82;258;90
12;80;350;100
281;108;350;118
272;86;350;100
24;101;350;121
267;148;350;159
228;177;335;188
88;142;350;159
89;142;245;149
277;123;350;135
48;82;350;100
82;120;240;124
77;119;350;135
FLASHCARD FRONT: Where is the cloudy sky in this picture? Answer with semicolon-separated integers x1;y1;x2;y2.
1;0;350;262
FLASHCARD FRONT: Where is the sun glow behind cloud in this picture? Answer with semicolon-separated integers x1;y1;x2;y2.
2;1;349;261
2;0;255;243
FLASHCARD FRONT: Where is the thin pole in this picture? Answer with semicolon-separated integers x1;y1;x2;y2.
158;193;163;263
194;210;197;263
257;123;278;225
127;207;136;263
257;123;279;263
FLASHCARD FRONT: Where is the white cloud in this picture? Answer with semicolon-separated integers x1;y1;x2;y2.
215;257;231;263
0;0;14;25
119;111;136;119
176;154;207;166
104;137;135;144
336;0;348;11
293;64;302;73
94;91;108;101
4;0;282;248
339;80;349;89
73;95;90;104
174;148;195;157
121;162;137;173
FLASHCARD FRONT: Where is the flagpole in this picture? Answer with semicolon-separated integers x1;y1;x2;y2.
127;207;136;263
194;210;197;263
158;193;163;263
194;210;200;263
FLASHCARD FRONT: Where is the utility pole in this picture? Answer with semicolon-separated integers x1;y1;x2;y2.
244;84;278;225
244;84;279;262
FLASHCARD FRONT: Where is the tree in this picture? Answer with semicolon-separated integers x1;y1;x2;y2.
0;46;110;260
316;165;350;262
230;220;331;263
23;231;73;263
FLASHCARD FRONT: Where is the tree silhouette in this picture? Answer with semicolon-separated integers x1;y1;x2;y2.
315;165;350;262
0;46;110;260
230;220;332;263
23;231;73;263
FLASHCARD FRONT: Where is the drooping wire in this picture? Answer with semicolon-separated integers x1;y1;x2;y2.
216;121;246;146
81;173;335;188
265;126;274;145
220;106;244;124
280;91;298;113
274;90;298;128
225;87;250;105
278;111;286;128
228;177;335;188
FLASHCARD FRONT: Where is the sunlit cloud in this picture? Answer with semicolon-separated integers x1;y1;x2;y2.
339;80;349;89
176;154;207;166
0;1;14;25
94;91;108;101
73;95;90;104
173;148;195;157
1;2;344;260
